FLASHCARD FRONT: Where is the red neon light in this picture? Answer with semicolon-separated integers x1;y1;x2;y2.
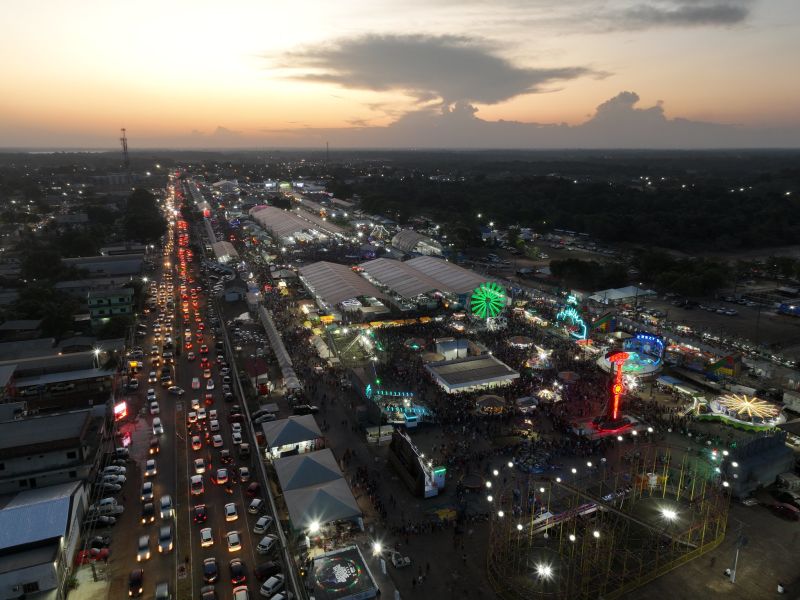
607;351;629;421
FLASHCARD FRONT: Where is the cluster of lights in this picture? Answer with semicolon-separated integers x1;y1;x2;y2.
718;393;779;419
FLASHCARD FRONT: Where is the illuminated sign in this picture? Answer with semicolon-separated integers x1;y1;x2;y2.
113;400;128;421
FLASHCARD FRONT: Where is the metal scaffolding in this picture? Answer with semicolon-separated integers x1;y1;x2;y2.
487;444;730;600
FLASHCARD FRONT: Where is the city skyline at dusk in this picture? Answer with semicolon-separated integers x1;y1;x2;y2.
2;0;799;148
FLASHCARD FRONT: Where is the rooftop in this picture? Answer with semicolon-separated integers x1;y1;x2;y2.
426;354;519;387
0;481;81;551
12;367;116;389
249;205;317;238
405;256;487;295
360;257;443;298
262;415;322;448
274;449;342;492
0;319;42;331
0;411;93;458
391;229;442;253
299;261;387;307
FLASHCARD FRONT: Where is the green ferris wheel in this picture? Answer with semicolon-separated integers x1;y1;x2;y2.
470;281;507;319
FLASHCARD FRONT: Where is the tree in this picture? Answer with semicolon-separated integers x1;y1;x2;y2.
124;188;166;243
96;315;132;340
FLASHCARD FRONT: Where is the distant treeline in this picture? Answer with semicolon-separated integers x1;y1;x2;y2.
345;171;800;250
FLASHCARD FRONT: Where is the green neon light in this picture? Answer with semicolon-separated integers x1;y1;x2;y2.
470;282;506;319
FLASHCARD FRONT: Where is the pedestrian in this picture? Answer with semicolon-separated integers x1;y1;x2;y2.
777;583;785;594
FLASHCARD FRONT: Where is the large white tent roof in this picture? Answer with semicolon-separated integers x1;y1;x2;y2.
360;257;443;298
249;205;313;238
405;256;487;295
261;415;322;448
274;449;342;492
284;478;361;529
299;261;386;306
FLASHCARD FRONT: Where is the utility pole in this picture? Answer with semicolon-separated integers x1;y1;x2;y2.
729;520;748;583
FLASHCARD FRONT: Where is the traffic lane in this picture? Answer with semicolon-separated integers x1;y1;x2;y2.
183;346;263;591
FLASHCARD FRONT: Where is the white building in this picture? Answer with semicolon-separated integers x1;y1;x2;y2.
0;481;87;600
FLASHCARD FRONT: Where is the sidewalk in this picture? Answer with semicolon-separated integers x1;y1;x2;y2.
67;564;110;600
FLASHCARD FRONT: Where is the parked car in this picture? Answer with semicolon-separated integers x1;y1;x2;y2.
256;534;278;555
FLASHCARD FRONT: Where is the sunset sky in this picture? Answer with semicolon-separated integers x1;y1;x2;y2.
1;0;799;148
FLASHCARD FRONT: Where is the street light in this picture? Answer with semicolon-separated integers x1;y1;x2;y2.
516;524;523;531
593;530;600;539
661;508;678;521
493;469;499;476
485;481;492;489
308;521;320;534
568;534;576;542
487;495;493;502
372;542;382;556
536;564;553;580
497;510;504;518
507;461;514;468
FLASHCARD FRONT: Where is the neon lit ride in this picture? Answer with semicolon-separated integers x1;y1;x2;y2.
593;350;635;432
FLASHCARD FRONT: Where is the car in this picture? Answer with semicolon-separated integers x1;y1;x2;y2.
220;449;234;465
210;419;220;432
229;558;247;584
209;408;218;419
191;397;201;410
137;535;151;562
770;502;800;521
206;379;215;390
129;568;144;597
231;422;242;433
187;412;198;425
248;498;264;515
154;582;171;600
141;482;154;502
147;388;157;401
150;401;160;415
254;561;281;582
253;515;273;534
259;574;284;596
102;465;127;475
214;468;229;485
203;368;212;379
168;386;185;396
200;344;209;354
212;434;224;448
224;502;239;521
232;585;250;600
192;377;201;390
100;474;126;485
88;535;111;550
158;525;173;553
160;495;174;519
226;530;242;552
95;483;122;494
191;475;204;496
149;436;160;455
141;503;155;524
774;491;800;510
200;526;214;548
246;482;261;497
128;378;140;391
148;371;158;383
194;458;206;474
193;504;208;524
145;459;157;478
200;585;217;600
187;351;196;361
239;467;251;482
197;407;207;420
232;431;243;445
203;557;219;583
256;534;278;555
191;435;202;451
152;418;164;435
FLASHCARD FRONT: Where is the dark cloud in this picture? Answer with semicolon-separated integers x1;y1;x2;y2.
280;34;600;105
616;0;751;29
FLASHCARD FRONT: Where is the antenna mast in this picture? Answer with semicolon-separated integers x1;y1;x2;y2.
120;128;130;169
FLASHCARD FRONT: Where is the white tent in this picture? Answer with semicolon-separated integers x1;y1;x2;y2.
284;479;361;529
274;449;342;492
